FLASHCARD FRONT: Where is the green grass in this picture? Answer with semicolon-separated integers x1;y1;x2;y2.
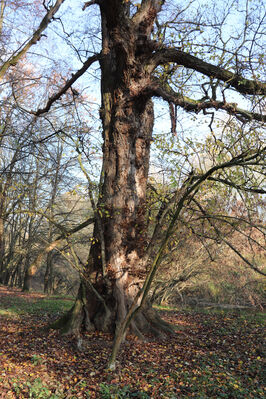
99;383;150;399
0;309;19;318
11;377;63;399
0;296;74;318
155;303;266;324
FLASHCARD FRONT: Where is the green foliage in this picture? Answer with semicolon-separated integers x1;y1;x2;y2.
63;380;91;398
31;354;44;365
207;282;221;301
12;378;62;399
170;367;265;398
99;383;150;399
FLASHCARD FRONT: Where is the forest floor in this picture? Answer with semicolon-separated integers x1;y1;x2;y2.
0;285;265;399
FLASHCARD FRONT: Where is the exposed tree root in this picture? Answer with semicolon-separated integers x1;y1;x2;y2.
50;294;176;344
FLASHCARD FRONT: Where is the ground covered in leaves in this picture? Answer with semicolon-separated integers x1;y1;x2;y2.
0;286;265;398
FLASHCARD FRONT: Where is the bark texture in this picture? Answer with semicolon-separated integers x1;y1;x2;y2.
53;0;264;339
55;0;172;338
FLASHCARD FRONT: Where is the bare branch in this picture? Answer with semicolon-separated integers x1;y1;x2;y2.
192;199;266;277
149;78;266;123
149;47;266;96
0;0;66;80
32;53;100;116
24;216;95;290
207;177;266;195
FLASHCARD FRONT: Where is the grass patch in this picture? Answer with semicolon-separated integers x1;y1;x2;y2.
99;383;150;399
0;309;19;318
0;295;74;317
155;304;266;324
11;377;63;399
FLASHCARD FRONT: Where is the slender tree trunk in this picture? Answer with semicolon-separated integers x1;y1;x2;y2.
0;216;4;281
44;251;54;294
0;0;5;36
23;242;57;292
22;216;94;291
0;192;6;283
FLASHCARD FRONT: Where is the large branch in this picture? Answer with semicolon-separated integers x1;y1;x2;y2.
132;0;165;27
149;78;266;123
0;0;65;80
149;47;266;96
82;0;102;10
32;53;100;116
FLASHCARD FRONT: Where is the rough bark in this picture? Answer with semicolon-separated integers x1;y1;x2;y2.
0;215;4;281
54;0;173;338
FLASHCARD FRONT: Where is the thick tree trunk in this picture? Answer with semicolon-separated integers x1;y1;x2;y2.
53;94;166;336
53;1;174;339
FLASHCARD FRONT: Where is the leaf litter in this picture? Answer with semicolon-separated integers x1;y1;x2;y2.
0;286;265;398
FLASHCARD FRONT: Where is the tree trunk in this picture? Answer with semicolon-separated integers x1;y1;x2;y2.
53;1;174;339
44;251;54;294
22;265;35;292
0;192;6;283
0;216;5;282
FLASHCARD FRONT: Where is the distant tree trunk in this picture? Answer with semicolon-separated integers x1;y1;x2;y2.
22;216;94;292
10;262;21;287
44;251;54;294
0;217;5;282
23;246;52;292
22;265;35;291
0;192;6;283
